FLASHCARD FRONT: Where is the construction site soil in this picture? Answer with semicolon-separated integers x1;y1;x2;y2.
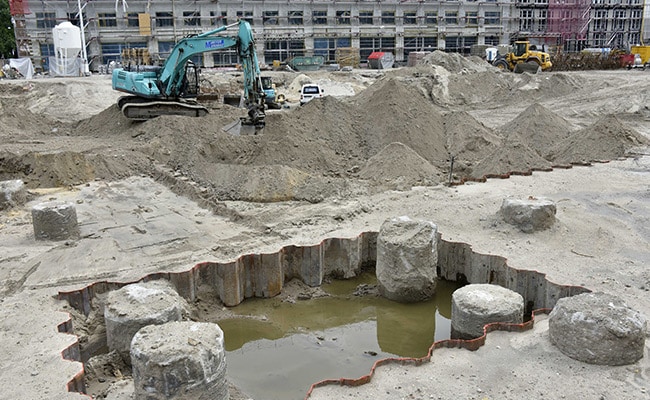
0;51;649;400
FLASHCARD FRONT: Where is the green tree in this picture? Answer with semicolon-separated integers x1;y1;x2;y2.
0;0;16;59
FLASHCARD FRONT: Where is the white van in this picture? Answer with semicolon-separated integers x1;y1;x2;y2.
299;84;324;105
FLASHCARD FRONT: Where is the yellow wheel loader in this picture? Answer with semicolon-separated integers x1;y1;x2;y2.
492;41;552;74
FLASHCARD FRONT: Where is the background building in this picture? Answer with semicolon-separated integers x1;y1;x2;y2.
7;0;649;73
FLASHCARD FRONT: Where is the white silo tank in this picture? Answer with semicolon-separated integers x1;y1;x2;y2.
53;21;82;59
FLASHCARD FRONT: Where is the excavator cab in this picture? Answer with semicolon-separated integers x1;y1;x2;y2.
180;61;199;98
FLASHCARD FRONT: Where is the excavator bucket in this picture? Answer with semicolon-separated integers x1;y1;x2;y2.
222;118;263;136
223;103;266;135
513;61;542;74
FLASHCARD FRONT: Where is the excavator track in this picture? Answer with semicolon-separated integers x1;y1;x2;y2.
118;96;209;120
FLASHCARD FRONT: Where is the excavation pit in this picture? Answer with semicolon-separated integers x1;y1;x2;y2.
59;228;590;399
3;65;648;400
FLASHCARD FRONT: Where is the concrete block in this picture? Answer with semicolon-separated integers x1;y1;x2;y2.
31;201;79;241
131;321;228;400
500;197;556;233
549;292;646;365
376;216;438;303
0;179;27;210
451;283;524;339
104;280;188;363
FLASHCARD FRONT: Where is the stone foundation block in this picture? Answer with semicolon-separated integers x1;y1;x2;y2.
31;201;79;240
0;180;27;210
549;292;646;365
104;280;188;363
451;283;524;339
376;216;438;303
500;197;556;233
131;321;229;400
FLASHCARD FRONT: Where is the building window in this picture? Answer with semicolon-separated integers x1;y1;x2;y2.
485;36;499;46
466;11;478;26
98;13;117;28
630;10;641;30
36;12;57;29
593;10;607;31
484;11;501;25
210;11;227;26
312;10;327;25
404;36;437;57
445;11;458;25
613;10;626;30
314;37;350;62
289;11;303;25
264;11;279;25
359;36;395;61
265;39;304;64
183;11;200;26
519;10;532;31
67;12;83;27
155;12;173;28
359;11;373;24
425;12;437;25
336;10;351;25
126;13;139;27
236;11;253;23
403;11;417;25
381;11;395;25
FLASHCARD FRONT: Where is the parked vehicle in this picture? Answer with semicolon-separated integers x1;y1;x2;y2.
299;84;324;105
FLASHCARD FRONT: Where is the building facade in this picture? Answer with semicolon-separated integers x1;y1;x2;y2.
7;0;649;73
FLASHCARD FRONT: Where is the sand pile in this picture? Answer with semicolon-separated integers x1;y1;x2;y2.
420;51;491;73
471;135;552;178
353;77;448;164
359;142;443;189
3;65;644;202
547;115;649;164
499;103;575;158
445;111;502;160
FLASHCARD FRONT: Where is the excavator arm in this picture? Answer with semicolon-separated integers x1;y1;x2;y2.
112;20;265;126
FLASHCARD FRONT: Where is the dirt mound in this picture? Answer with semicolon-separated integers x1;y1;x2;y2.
353;77;448;165
471;135;552;178
547;115;649;164
500;103;575;158
359;142;443;188
420;51;490;73
445;111;503;160
0;97;64;138
73;104;135;137
0;151;95;188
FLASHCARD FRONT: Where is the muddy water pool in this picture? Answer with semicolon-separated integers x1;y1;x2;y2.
219;274;461;399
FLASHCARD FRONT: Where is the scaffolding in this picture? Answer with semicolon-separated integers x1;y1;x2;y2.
547;0;591;51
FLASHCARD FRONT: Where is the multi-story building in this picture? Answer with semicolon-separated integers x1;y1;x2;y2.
7;0;649;73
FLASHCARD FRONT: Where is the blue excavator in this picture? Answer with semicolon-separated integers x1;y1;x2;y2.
112;20;265;130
